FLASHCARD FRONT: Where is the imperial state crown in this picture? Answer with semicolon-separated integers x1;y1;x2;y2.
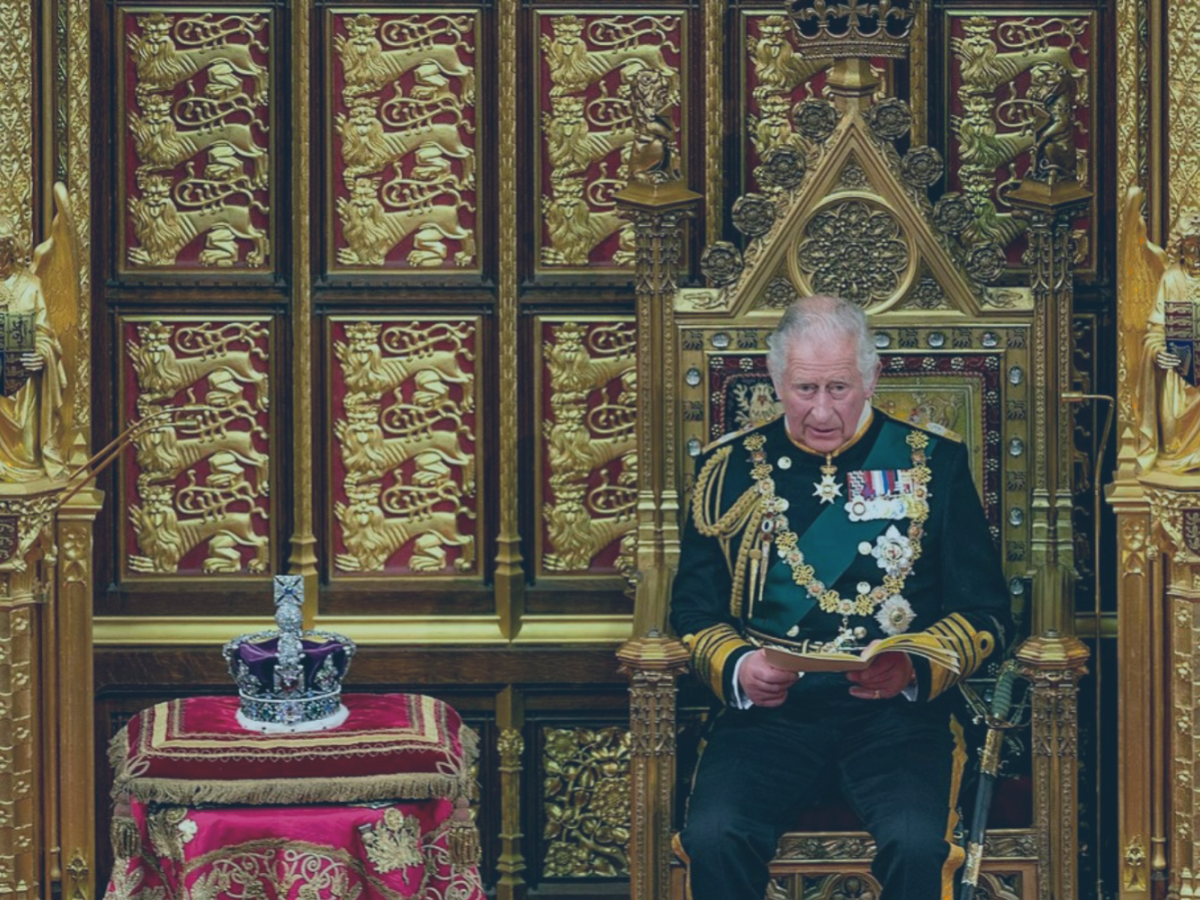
222;575;357;732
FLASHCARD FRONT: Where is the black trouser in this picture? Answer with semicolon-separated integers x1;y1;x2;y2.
679;688;966;900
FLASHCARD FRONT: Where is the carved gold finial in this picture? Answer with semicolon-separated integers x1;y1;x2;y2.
627;68;682;186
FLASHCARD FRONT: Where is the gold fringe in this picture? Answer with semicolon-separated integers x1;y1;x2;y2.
110;816;141;858
448;797;481;867
113;772;474;807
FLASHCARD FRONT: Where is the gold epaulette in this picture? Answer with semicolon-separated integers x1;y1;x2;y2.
923;613;995;700
691;446;757;539
904;415;962;443
700;413;783;454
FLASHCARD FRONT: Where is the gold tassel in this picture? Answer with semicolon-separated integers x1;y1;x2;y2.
448;796;480;867
111;816;141;858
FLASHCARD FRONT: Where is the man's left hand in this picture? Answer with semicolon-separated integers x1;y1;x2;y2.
846;647;914;700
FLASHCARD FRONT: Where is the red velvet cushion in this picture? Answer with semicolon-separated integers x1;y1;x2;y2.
110;693;476;806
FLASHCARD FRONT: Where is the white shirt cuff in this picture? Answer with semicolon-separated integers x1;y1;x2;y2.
730;653;754;709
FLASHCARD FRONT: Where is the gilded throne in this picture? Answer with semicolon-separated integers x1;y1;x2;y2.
616;4;1090;899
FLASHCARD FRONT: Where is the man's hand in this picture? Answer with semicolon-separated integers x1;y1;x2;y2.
738;649;800;707
846;647;914;700
20;351;43;373
1157;349;1184;371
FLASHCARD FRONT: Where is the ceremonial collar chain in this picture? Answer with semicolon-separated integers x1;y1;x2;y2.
743;430;932;634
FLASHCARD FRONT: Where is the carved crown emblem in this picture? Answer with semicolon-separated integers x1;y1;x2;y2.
784;0;917;60
344;321;381;345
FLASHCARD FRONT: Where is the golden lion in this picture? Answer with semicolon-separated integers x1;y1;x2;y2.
130;94;268;188
128;174;269;268
134;419;269;486
334;482;474;573
544;321;635;394
337;178;475;267
336;402;475;492
952;16;1085;96
952;93;1036;172
544;95;635;175
543;481;634;572
128;12;269;101
336;13;475;103
542;15;679;98
337;97;474;188
129;483;269;574
541;176;629;267
127;318;268;402
747;16;829;99
334;322;472;403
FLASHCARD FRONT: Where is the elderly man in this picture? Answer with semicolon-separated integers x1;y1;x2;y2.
671;295;1009;899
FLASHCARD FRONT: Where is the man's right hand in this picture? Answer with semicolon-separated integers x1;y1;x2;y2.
738;650;799;707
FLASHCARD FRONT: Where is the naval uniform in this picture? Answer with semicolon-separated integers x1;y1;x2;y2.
671;410;1009;900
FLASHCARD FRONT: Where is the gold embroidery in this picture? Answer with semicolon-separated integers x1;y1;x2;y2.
360;808;423;875
146;806;197;865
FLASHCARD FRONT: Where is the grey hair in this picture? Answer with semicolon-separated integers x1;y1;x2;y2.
765;295;880;388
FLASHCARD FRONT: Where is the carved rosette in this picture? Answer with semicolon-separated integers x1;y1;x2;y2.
331;318;478;576
329;11;478;271
120;9;273;271
794;199;912;307
538;12;683;269
541;725;632;878
122;318;273;577
539;319;637;576
947;13;1095;269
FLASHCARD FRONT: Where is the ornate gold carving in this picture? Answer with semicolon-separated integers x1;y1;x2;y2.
704;0;723;245
68;0;94;443
950;15;1091;262
807;872;882;900
785;0;917;60
360;808;423;874
332;13;477;270
1168;1;1200;221
542;320;637;575
64;850;91;900
539;13;682;268
795;200;911;306
125;319;271;576
0;0;33;253
123;11;272;269
542;725;631;878
748;16;829;103
1124;834;1148;890
332;320;477;576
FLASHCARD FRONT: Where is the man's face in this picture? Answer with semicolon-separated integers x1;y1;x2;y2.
773;332;874;453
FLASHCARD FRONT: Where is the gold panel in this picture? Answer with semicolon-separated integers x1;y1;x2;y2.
946;12;1097;271
537;10;686;271
1168;0;1200;221
329;317;480;578
327;9;479;272
536;317;637;579
542;725;631;878
0;0;33;254
119;316;275;577
118;8;273;271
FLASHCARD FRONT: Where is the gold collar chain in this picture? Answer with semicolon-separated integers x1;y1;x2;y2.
744;430;932;620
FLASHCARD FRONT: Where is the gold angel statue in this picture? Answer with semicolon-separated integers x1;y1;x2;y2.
1123;186;1200;473
0;183;79;482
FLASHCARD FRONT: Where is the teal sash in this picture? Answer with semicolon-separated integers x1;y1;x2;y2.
747;419;937;635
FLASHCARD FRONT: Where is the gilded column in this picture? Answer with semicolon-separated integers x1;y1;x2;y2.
614;70;700;900
495;0;525;638
288;0;318;622
496;725;526;900
1009;134;1092;900
55;491;102;900
704;0;723;246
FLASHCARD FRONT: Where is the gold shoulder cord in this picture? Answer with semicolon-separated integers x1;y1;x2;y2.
690;444;761;618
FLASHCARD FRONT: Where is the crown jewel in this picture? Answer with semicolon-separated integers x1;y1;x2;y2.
223;576;357;732
784;0;917;60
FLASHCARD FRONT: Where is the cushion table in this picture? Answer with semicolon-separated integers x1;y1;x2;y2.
103;693;484;900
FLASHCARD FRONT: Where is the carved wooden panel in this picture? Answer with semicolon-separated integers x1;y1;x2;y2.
537;318;637;578
328;10;479;272
541;725;631;879
537;10;684;270
119;317;274;577
329;317;480;577
118;8;273;272
946;11;1096;271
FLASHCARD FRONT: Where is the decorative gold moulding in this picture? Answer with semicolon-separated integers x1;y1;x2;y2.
1007;179;1092;212
616;632;689;671
94;614;634;645
616;180;702;213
